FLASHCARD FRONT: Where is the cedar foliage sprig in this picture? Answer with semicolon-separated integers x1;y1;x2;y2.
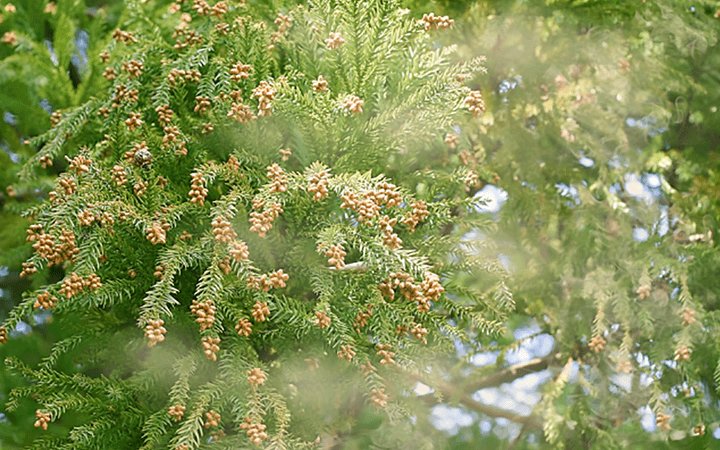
2;1;506;448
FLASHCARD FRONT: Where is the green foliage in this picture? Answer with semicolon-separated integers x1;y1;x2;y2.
434;0;720;447
1;0;505;448
2;0;720;448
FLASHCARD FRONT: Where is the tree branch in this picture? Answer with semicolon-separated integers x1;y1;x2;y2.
463;354;557;393
403;371;544;430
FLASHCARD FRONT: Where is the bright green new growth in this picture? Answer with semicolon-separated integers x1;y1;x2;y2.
2;1;506;448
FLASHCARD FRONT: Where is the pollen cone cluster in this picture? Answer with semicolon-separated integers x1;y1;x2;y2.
145;319;167;347
324;244;346;269
247;269;288;292
240;416;267;446
308;170;329;200
191;300;216;330
168;405;185;421
189;173;208;205
246;367;266;387
34;291;58;310
202;336;220;361
249;200;283;237
212;216;237;243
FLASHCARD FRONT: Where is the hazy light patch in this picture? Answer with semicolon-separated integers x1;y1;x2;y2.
639;405;656;432
531;334;554;357
1;140;20;164
639;373;654;387
73;30;90;71
499;423;522;442
495;382;542;414
470;351;498;366
497;253;513;273
608;155;628;169
513;321;542;340
505;323;556;365
624;174;645;197
567;361;580;382
4;112;17;126
512;404;533;416
414;382;434;396
507;323;550;364
505;346;532;364
633;227;649;242
495;418;510;427
0;412;7;423
472;371;549;417
40;98;53;113
473;388;499;405
653;206;669;237
626;115;666;138
555;183;580;204
498;76;522;94
646;173;661;188
13;321;31;335
610;374;632;392
33;311;51;325
473;185;508;214
479;420;492;434
0;266;8;277
461;229;480;241
714;427;720;439
625;173;656;203
512;389;542;406
579;156;595;167
44;40;59;66
511;371;552;391
430;405;473;435
626;116;657;130
636;353;650;367
454;338;470;358
663;359;677;370
670;383;694;398
498;398;517;411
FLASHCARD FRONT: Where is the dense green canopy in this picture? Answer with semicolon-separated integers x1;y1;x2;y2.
0;0;719;449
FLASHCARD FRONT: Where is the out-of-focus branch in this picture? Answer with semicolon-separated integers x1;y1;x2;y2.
403;371;544;429
463;354;557;393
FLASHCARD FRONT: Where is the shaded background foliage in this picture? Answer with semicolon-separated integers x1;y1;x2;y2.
1;0;720;449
